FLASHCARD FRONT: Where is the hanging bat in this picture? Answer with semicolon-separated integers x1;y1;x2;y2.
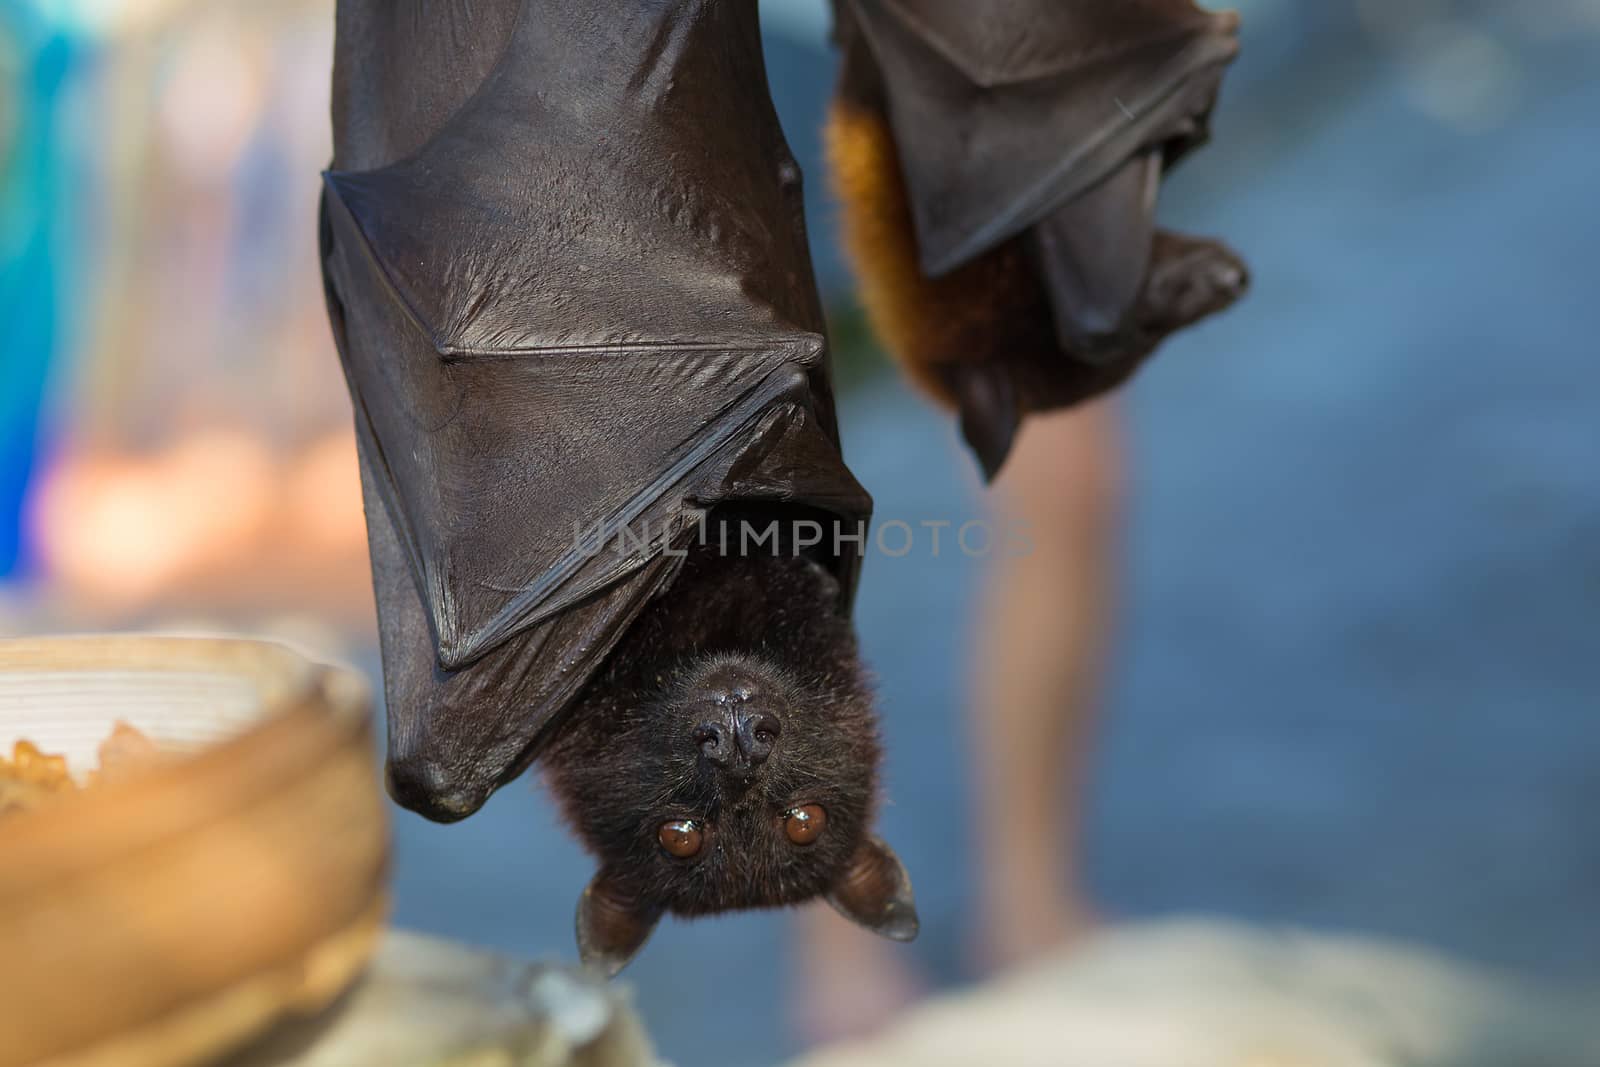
828;0;1250;478
320;0;916;975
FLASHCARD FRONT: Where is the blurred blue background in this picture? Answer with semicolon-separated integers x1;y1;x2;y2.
3;2;1598;1064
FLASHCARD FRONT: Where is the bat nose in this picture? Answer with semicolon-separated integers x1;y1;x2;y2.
735;710;781;766
694;708;782;776
1211;260;1250;299
694;717;736;768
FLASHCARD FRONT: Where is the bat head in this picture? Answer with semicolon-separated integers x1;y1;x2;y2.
542;536;916;977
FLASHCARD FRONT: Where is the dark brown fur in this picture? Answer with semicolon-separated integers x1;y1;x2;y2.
541;509;885;927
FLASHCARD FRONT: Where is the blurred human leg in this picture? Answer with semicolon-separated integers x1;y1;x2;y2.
791;898;925;1044
970;399;1121;970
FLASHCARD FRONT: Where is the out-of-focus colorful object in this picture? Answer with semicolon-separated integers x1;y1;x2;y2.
790;921;1600;1067
0;7;78;579
18;0;192;38
0;635;386;1067
5;0;374;627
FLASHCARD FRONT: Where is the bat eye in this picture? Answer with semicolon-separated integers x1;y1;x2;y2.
657;819;705;859
783;804;827;846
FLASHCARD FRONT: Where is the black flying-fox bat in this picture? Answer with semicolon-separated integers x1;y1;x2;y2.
828;0;1250;478
319;0;915;974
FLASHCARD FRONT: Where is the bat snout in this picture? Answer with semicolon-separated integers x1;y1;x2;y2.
735;709;782;768
1142;236;1250;334
680;656;792;783
694;706;783;779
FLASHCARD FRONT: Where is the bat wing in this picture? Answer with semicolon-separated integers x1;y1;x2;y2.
846;0;1241;277
321;1;869;821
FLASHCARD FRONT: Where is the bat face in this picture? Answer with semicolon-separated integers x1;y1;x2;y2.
552;650;878;917
541;513;916;975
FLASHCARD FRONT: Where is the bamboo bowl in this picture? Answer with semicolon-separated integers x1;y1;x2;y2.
0;637;389;1067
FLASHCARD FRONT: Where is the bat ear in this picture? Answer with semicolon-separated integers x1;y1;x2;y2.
825;835;920;942
575;870;661;978
954;363;1020;483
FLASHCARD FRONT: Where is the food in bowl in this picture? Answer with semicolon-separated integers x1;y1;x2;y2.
0;721;165;815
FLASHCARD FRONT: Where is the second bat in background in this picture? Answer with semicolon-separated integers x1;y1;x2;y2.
829;0;1251;478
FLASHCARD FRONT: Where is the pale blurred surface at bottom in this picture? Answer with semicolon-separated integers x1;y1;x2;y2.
233;932;660;1067
792;920;1600;1067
